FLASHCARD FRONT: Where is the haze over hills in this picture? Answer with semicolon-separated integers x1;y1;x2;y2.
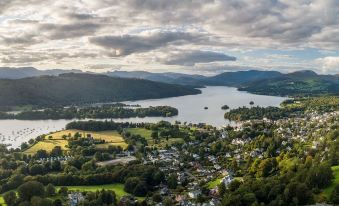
105;70;205;85
0;67;82;79
239;70;339;96
201;70;283;86
0;73;200;108
0;67;338;97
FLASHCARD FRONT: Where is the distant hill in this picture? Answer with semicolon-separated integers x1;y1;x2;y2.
105;70;205;86
0;73;201;108
239;70;339;96
1;67;337;97
201;70;283;86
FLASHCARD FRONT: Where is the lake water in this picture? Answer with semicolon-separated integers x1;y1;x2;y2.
0;86;287;148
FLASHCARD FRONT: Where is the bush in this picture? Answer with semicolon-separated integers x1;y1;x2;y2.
18;181;45;201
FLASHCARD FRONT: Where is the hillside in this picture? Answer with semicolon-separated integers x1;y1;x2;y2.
0;67;82;79
239;70;339;96
202;70;283;86
0;73;201;108
105;70;205;86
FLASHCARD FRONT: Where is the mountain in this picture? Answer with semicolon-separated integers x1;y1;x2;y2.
0;73;201;108
0;67;83;79
105;70;205;86
239;70;339;96
201;70;283;86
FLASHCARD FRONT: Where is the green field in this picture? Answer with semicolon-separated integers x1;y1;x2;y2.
125;128;183;148
125;128;152;139
0;195;6;206
56;184;144;201
206;177;223;189
323;165;339;198
24;130;128;154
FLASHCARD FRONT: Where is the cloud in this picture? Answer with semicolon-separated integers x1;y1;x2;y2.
38;22;100;40
89;31;206;56
316;56;339;73
0;0;338;73
162;50;236;66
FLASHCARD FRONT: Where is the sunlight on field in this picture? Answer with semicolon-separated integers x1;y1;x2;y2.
57;184;144;201
24;130;127;154
323;165;339;198
125;128;152;139
24;139;69;154
125;128;183;148
0;195;7;206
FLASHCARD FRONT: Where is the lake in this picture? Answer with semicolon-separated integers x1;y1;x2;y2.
0;86;287;148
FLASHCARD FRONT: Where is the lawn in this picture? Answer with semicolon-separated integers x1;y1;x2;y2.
125;128;152;140
0;195;6;206
24;130;127;154
323;165;339;198
48;130;125;143
56;184;144;201
125;128;183;148
24;139;69;154
206;177;223;189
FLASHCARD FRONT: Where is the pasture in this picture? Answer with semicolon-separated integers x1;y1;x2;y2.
124;128;183;148
24;130;127;154
323;165;339;198
57;184;144;201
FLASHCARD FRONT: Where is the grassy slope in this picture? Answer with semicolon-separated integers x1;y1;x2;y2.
206;177;223;189
0;195;6;206
56;184;144;201
323;165;339;198
125;128;183;148
24;130;127;154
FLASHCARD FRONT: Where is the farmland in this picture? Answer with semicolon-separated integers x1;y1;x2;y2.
56;184;144;201
323;165;339;198
124;128;184;148
24;130;128;154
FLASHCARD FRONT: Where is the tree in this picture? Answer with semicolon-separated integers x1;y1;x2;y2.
330;185;339;204
151;131;158;140
99;190;116;205
152;193;162;203
35;149;48;158
30;196;53;206
306;162;333;188
53;199;63;206
124;177;141;193
3;191;17;206
51;146;62;157
228;180;241;192
218;183;226;197
58;187;68;196
163;197;173;206
51;160;61;171
29;164;45;175
167;173;178;189
18;181;45;201
133;182;148;196
46;184;56;196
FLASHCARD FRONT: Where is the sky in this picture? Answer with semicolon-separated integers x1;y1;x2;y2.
0;0;339;75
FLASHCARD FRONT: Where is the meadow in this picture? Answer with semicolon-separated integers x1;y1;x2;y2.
125;128;184;148
323;165;339;198
24;130;128;154
56;184;144;201
0;195;6;206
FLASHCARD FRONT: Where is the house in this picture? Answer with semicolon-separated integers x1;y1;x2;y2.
69;192;84;206
221;175;233;187
188;189;201;199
